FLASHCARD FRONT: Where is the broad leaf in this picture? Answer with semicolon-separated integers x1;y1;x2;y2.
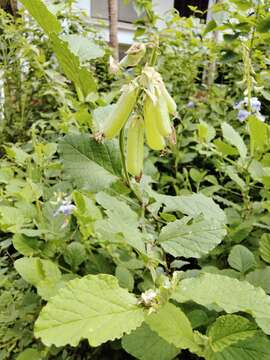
221;123;247;159
248;116;270;156
158;216;226;258
20;0;61;35
95;192;146;252
62;35;105;62
228;245;255;273
207;315;257;352
146;302;198;352
205;336;270;360
59;135;121;192
173;273;270;335
122;322;180;360
34;274;145;347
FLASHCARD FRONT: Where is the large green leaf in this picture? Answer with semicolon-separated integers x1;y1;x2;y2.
50;34;96;97
95;192;146;253
122;323;180;360
62;35;105;62
173;273;270;335
206;336;270;360
246;267;270;293
145;302;198;352
20;0;61;35
158;216;226;258
34;274;145;347
207;315;257;352
221;123;247;159
59;135;122;192
228;245;255;273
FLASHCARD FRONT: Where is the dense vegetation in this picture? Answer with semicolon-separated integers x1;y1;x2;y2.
1;1;270;359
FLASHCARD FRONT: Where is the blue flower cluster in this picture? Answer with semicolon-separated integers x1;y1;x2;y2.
234;97;265;122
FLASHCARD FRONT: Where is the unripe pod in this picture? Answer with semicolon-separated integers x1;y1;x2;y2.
103;84;138;139
156;95;172;137
144;96;166;151
160;83;177;115
126;116;144;177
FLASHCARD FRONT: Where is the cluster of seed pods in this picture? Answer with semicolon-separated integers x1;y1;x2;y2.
101;66;177;177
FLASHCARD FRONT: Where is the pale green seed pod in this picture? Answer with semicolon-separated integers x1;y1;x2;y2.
103;84;138;139
144;96;166;151
156;95;172;137
160;83;177;115
126;116;144;177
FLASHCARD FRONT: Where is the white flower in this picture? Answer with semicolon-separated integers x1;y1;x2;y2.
140;290;157;306
238;109;250;122
54;199;76;217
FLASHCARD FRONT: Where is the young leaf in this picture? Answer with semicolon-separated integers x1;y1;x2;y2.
158;216;226;258
207;315;257;352
122;323;180;360
173;273;270;335
59;135;121;192
34;274;145;347
228;245;256;273
221;123;247;159
145;302;198;352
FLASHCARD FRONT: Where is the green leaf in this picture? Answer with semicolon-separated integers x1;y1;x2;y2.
173;273;270;335
12;233;39;256
228;245;255;273
34;274;145;347
221;123;247;159
214;139;239;156
64;242;87;269
59;135;121;192
146;302;198;352
206;336;270;360
50;34;96;97
162;193;226;225
246;268;270;293
158;216;226;258
248;116;270;156
0;206;26;232
20;0;61;35
14;257;62;300
16;348;42;360
4;145;30;165
207;315;257;352
259;234;270;264
73;191;102;238
203;20;218;36
115;266;134;291
62;35;105;62
122;323;180;360
95;192;146;253
257;15;270;33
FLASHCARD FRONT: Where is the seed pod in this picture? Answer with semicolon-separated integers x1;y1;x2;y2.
144;96;166;151
103;84;138;139
156;95;172;137
160;83;177;115
126;116;144;177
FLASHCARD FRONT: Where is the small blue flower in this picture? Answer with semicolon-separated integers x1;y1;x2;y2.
54;201;76;217
238;109;250;122
187;101;195;108
250;97;261;112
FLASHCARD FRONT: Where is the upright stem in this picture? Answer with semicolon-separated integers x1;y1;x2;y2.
108;0;119;61
119;127;131;189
